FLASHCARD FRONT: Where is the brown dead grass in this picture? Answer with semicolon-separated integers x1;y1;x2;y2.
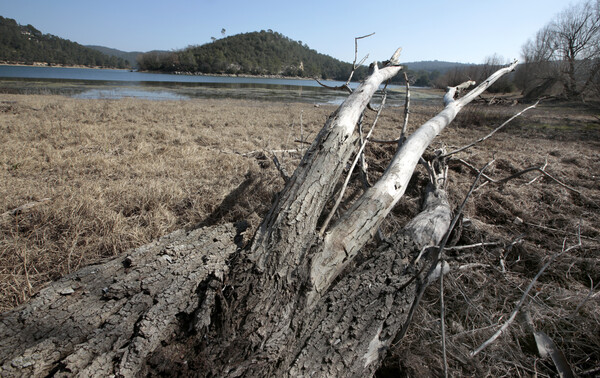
1;93;599;376
0;95;332;309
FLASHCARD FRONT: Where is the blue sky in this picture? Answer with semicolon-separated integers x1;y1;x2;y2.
1;0;573;64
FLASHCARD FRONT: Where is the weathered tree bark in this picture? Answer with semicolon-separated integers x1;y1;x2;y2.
0;55;517;377
0;224;239;377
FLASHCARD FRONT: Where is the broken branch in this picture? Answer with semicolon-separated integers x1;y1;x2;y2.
398;71;410;147
314;33;375;93
1;198;52;219
310;61;518;298
272;152;290;183
456;158;580;194
441;100;540;159
471;231;582;356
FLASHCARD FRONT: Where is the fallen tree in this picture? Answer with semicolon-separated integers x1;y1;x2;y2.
0;51;518;377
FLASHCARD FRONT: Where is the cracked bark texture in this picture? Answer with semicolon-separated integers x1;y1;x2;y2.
0;58;517;377
0;224;238;377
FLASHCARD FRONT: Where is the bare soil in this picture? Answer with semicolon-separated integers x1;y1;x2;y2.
1;93;598;376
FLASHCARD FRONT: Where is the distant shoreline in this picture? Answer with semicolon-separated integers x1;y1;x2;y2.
0;62;325;81
139;69;330;82
0;61;351;82
0;61;129;71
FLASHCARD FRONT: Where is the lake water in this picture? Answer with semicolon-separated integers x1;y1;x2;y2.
0;65;439;105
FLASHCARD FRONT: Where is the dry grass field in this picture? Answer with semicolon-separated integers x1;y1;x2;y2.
1;93;599;376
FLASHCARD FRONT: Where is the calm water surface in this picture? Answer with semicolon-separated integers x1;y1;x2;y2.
0;65;439;105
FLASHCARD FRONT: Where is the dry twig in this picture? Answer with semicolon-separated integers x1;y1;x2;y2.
526;159;548;186
437;159;495;377
441;100;540;159
398;71;410;147
1;198;52;219
271;153;290;183
570;276;600;316
491;166;580;194
357;115;371;188
368;72;411;147
456;158;580;194
314;33;374;93
444;241;502;251
395;160;494;371
471;230;583;357
523;221;598;241
235;149;298;157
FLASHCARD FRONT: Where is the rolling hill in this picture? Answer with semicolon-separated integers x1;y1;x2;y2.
85;45;142;68
85;46;171;69
0;16;129;68
135;31;472;84
136;30;359;81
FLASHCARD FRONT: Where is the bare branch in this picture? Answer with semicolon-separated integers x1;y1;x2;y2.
388;47;403;66
436;161;496;372
315;33;376;93
368;137;401;144
434;158;495;268
458;263;492;270
314;78;352;93
236;149;298;157
471;231;583;356
440;246;449;378
300;110;304;156
272;152;290;183
444;241;502;251
398;71;411;147
533;331;575;378
456;158;496;183
250;61;403;270
1;197;52;219
355;32;375;40
353;33;375;69
526;158;548;185
309;61;518;298
457;158;580;194
570;276;600;316
441;100;540;159
454;61;517;105
397;160;494;354
314;36;398;115
490;166;580;194
403;151;451;249
523;221;598;241
444;80;476;105
357;116;371;188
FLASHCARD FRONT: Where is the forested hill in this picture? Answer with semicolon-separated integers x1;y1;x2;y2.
137;30;362;81
85;45;144;68
0;16;129;68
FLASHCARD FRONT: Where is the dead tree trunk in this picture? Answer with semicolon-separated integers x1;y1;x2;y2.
0;54;517;377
